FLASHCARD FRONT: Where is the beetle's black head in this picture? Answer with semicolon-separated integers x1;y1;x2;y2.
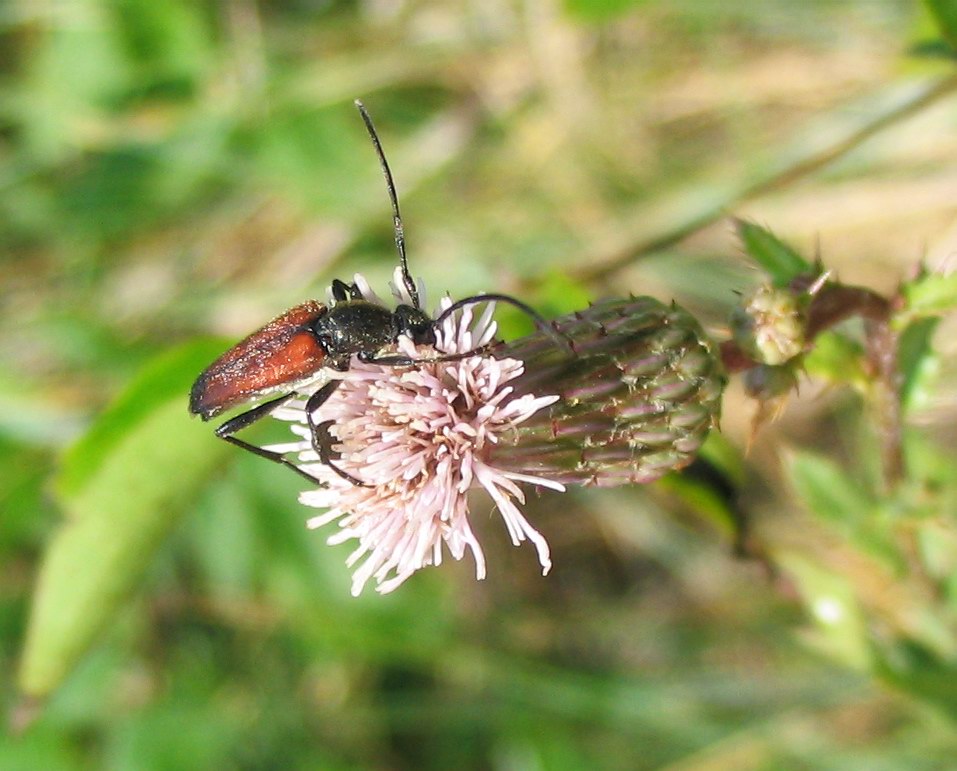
394;304;436;347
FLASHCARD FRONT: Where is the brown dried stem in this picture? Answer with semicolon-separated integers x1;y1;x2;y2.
578;72;957;283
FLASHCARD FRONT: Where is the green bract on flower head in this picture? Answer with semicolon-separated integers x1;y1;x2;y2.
489;297;725;487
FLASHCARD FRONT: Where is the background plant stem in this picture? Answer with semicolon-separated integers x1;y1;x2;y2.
579;72;957;283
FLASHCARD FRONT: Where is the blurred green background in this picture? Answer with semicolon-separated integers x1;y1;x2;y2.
4;0;957;768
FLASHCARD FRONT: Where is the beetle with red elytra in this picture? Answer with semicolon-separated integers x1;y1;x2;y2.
189;101;566;487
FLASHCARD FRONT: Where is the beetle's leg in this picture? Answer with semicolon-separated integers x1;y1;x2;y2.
214;393;327;487
304;381;371;487
330;279;364;303
331;279;351;302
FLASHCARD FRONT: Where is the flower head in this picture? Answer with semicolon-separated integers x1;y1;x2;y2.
269;269;563;596
267;271;725;596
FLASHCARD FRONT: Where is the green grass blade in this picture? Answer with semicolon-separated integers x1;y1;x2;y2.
56;338;229;502
19;345;230;698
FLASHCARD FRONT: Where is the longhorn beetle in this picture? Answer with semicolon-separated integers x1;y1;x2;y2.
189;100;568;487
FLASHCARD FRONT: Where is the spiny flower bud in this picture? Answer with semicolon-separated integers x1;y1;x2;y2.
488;297;725;487
731;284;806;366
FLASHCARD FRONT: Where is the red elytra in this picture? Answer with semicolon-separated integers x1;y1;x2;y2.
189;301;329;420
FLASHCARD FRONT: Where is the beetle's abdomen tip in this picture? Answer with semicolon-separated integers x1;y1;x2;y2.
189;371;221;421
189;300;329;423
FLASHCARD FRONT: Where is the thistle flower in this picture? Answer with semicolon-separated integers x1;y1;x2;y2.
268;272;563;595
270;274;724;595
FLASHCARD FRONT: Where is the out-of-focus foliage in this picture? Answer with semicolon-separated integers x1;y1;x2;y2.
4;0;957;769
924;0;957;50
20;342;231;698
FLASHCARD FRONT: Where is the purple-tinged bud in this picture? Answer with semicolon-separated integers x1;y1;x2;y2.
488;297;725;487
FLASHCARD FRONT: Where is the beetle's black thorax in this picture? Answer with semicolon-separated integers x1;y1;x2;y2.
311;301;394;367
309;300;436;369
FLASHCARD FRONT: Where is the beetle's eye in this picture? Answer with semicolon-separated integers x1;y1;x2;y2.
402;309;436;347
417;322;436;346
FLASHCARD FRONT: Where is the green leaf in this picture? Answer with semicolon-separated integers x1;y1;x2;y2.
56;338;229;502
901;269;957;319
562;0;650;22
656;471;738;541
874;637;957;719
253;107;374;217
112;0;211;88
19;347;231;698
898;316;940;411
785;450;902;570
924;0;957;50
497;270;593;340
803;331;866;388
657;435;747;543
776;552;872;670
697;431;746;488
734;219;812;287
908;38;957;59
786;450;873;527
536;270;594;319
21;13;129;163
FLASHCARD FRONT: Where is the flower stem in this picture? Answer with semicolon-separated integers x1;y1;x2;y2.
578;72;957;283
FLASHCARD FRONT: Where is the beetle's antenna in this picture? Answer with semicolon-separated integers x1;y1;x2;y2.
432;293;575;354
354;99;420;310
